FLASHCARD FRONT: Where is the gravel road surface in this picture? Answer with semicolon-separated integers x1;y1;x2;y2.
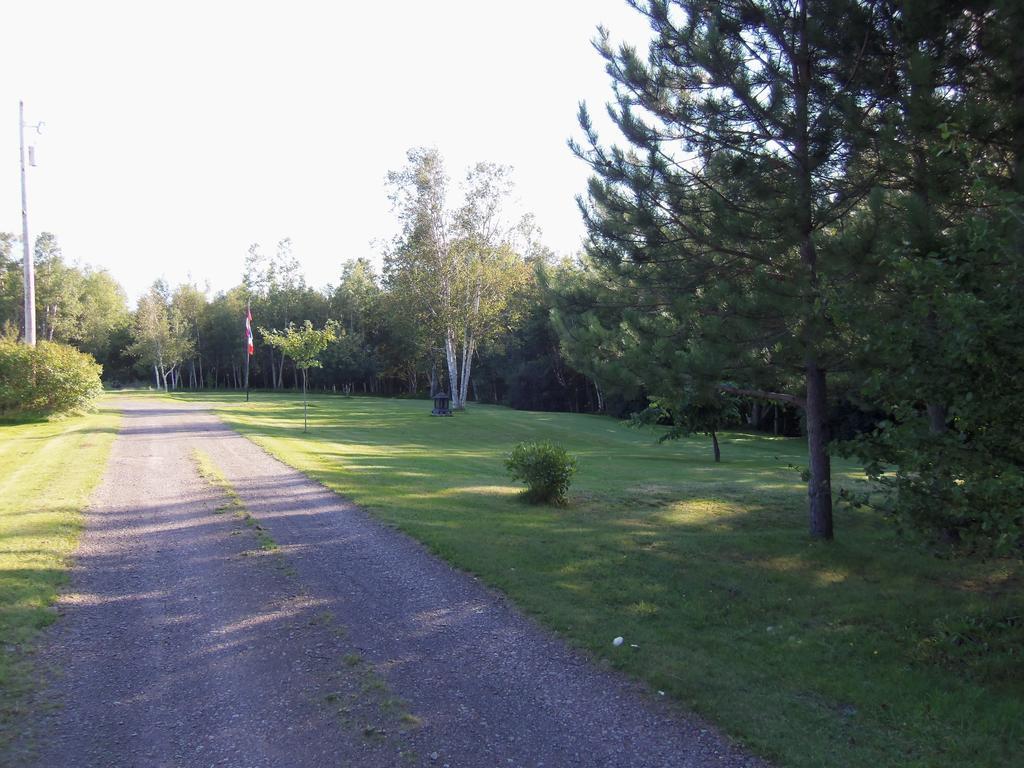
22;398;766;768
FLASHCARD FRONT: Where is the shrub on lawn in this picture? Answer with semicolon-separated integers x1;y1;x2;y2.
0;339;103;417
506;440;578;504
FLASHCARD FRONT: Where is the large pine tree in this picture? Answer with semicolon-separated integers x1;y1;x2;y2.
571;0;886;539
835;1;1024;547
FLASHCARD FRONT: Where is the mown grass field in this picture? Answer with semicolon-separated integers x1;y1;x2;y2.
0;404;120;746
169;391;1022;768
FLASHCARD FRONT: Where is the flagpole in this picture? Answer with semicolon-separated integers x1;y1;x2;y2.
245;299;251;402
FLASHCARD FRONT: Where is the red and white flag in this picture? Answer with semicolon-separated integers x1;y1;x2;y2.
245;308;254;356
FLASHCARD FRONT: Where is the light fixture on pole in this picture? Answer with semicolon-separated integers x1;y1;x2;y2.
19;101;44;346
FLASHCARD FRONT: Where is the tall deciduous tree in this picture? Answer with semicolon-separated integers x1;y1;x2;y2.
128;281;194;391
0;234;22;337
570;0;885;539
171;282;209;389
34;233;83;343
245;238;313;389
77;269;130;363
451;164;534;407
385;148;460;399
386;148;533;409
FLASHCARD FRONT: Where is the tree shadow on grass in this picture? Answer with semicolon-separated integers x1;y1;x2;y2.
0;414;52;427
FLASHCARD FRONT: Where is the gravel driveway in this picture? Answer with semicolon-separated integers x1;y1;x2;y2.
22;398;766;768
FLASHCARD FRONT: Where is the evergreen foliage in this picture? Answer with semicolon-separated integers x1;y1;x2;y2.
840;188;1024;552
631;388;741;462
553;0;1024;548
565;0;888;539
829;1;1024;551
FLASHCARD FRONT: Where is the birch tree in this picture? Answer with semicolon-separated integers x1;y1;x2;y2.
385;148;459;397
171;282;209;389
128;282;193;391
386;149;532;409
452;163;533;408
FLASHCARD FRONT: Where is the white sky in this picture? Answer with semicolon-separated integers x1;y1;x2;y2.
0;0;651;302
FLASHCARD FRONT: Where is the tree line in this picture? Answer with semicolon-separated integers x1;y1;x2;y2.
0;150;614;416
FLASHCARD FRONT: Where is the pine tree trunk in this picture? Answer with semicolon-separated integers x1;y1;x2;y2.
805;363;833;540
711;429;721;463
927;403;948;434
793;1;833;540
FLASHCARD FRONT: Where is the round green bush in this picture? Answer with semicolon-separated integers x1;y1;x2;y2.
0;339;103;417
506;440;578;505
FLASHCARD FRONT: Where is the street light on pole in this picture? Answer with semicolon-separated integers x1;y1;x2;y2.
19;101;44;346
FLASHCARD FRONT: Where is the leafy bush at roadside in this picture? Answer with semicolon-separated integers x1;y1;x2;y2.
506;440;577;504
0;339;103;417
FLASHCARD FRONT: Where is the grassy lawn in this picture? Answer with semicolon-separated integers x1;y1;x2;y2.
171;391;1022;768
0;404;120;746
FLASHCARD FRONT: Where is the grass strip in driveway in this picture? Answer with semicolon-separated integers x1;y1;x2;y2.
169;391;1023;768
0;404;120;747
193;449;277;551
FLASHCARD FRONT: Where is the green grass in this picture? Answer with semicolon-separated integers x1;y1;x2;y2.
193;449;277;551
0;405;120;745
169;391;1022;768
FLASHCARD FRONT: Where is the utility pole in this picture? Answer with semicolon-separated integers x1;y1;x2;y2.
19;100;37;346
